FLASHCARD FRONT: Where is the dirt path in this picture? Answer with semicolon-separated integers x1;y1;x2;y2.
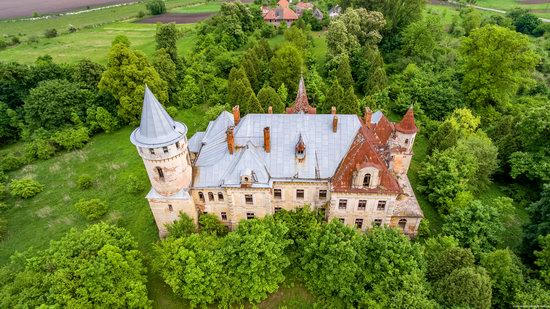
0;0;136;19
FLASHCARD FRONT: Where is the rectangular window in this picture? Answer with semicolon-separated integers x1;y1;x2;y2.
168;204;173;212
338;199;347;210
221;212;227;221
358;200;367;211
208;192;214;201
149;148;155;155
218;192;224;201
246;212;255;219
377;201;386;211
176;141;180;149
163;146;169;154
198;192;205;202
355;218;364;229
274;189;282;199
373;219;382;227
245;194;253;205
318;190;327;200
275;207;282;213
339;218;345;223
296;189;304;199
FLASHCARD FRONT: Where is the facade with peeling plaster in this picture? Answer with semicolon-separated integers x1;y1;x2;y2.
131;79;423;237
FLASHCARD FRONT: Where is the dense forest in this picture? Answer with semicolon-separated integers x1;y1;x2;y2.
0;0;549;307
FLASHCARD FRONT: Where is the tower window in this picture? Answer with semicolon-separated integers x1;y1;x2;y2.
208;192;214;201
377;201;386;211
373;219;382;226
176;141;180;149
405;139;409;144
355;218;364;229
163;146;169;154
274;189;282;199
149;148;155;155
245;194;253;205
198;192;205;202
218;192;224;201
398;219;407;231
363;174;371;187
246;212;255;219
338;199;347;210
221;212;227;221
318;190;327;200
168;204;173;212
296;189;304;200
156;167;164;181
358;200;367;211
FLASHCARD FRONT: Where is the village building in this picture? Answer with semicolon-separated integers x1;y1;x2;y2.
295;2;323;20
263;0;299;26
329;4;341;18
131;78;423;238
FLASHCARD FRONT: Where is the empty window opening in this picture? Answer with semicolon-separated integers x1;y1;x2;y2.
208;192;214;201
149;148;155;155
339;218;345;223
218;192;224;201
274;189;282;199
319;190;327;200
156;167;164;181
296;189;304;199
168;204;173;212
398;219;407;231
358;200;367;211
355;218;364;229
198;192;205;202
275;207;282;213
163;146;169;154
176;141;180;149
377;201;386;211
221;212;228;221
246;212;255;219
245;194;253;205
374;219;382;227
363;174;371;187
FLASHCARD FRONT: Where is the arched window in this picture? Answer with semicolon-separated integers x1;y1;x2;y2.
398;219;407;231
208;192;214;201
168;204;173;212
198;192;205;202
156;167;164;181
363;174;371;187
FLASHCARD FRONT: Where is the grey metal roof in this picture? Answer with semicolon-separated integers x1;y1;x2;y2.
130;86;187;148
190;113;362;188
371;111;383;124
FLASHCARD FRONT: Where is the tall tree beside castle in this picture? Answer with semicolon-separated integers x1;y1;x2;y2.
99;42;167;125
227;67;255;114
270;44;303;95
257;85;284;113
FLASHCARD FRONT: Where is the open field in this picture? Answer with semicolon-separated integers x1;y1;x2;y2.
0;22;197;64
136;12;215;24
170;2;223;13
0;0;136;20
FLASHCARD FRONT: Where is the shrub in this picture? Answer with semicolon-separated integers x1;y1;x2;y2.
67;25;77;33
0;155;26;172
51;127;90;150
137;10;146;18
95;107;118;133
77;174;93;190
146;0;166;15
126;175;146;194
9;178;44;199
27;35;39;43
0;202;7;210
0;38;7;50
166;212;196;238
44;28;58;38
199;213;228;236
25;139;56;160
74;198;108;220
0;217;7;240
166;106;178;118
10;37;20;45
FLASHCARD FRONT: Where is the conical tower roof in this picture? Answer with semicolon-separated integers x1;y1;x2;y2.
286;75;316;114
395;107;418;134
130;86;187;147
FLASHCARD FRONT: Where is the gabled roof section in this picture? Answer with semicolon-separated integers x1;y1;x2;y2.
221;141;270;186
395;107;418;134
373;114;394;145
331;125;401;194
264;6;299;20
130;86;187;148
278;0;289;8
296;2;314;9
286;76;317;114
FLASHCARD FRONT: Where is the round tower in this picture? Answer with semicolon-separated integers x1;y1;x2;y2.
130;86;195;237
130;86;192;195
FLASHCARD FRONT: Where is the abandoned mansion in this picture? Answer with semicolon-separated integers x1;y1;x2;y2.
131;78;423;237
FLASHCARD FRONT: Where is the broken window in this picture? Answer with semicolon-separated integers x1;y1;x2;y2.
358;200;367;211
338;199;347;210
245;194;253;205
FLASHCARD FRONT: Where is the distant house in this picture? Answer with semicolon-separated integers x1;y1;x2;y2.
263;0;299;27
313;7;324;20
329;5;341;18
295;2;314;16
261;6;270;15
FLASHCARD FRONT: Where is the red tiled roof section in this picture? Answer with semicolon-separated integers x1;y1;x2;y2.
373;114;394;144
263;6;299;21
296;2;314;9
395;107;418;134
286;76;316;114
332;124;401;194
278;0;289;7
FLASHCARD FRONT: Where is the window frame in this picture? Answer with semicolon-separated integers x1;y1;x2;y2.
198;192;205;202
363;173;371;187
373;219;382;226
338;199;347;210
149;148;155;155
358;200;367;211
245;194;254;205
168;204;173;212
318;190;327;200
274;189;282;199
296;189;304;200
246;212;255;220
218;192;224;201
208;192;215;202
221;212;228;221
274;207;282;213
162;146;169;154
355;218;364;229
377;200;386;211
156;167;164;181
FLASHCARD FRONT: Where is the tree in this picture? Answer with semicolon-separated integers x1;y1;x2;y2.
534;233;550;285
433;267;492;309
24;79;93;131
71;59;105;90
429;108;480;152
334;54;354;90
0;62;33;109
358;46;387;95
304;66;326;109
442;199;508;254
270;44;303;95
198;213;228;236
452;133;498;191
177;75;201;108
514;279;550;306
507;8;542;35
284;26;309;53
166;212;196;238
0;223;150;308
227;67;254;112
523;185;550;263
0;102;19;144
98;43;167;125
153;48;178;104
460;7;482;35
461;25;539;107
277;83;288;105
480;249;525;308
424;235;475;281
246;92;263;114
257;85;284;113
325;79;345;113
339;87;360;115
146;0;166;15
155;23;179;63
401;15;444;62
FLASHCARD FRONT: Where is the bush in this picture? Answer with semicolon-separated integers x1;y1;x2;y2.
68;25;77;33
166;106;178;118
0;154;26;172
25;139;56;160
126;175;146;194
10;37;20;45
51;127;90;150
27;35;39;43
0;217;7;240
166;212;196;238
44;28;58;38
74;198;108;220
9;178;44;199
137;10;146;18
0;38;7;50
95;107;118;133
77;174;93;190
199;213;228;236
146;0;166;15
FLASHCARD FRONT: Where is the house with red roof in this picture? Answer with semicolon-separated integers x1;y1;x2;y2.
263;0;299;27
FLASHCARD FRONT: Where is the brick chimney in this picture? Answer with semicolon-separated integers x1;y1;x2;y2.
364;107;372;128
333;115;338;133
227;126;235;154
268;106;273;114
331;106;336;115
232;105;240;125
263;127;271;153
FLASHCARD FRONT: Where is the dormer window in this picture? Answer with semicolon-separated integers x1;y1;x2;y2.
363;174;371;187
241;168;256;185
296;134;306;160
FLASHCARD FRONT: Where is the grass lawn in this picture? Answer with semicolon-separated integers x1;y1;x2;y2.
0;22;197;65
171;2;223;14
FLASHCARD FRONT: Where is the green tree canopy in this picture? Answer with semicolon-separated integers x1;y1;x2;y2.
153;48;178;104
155;23;179;63
257;85;284;113
270;44;303;95
481;249;525;308
433;266;492;309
